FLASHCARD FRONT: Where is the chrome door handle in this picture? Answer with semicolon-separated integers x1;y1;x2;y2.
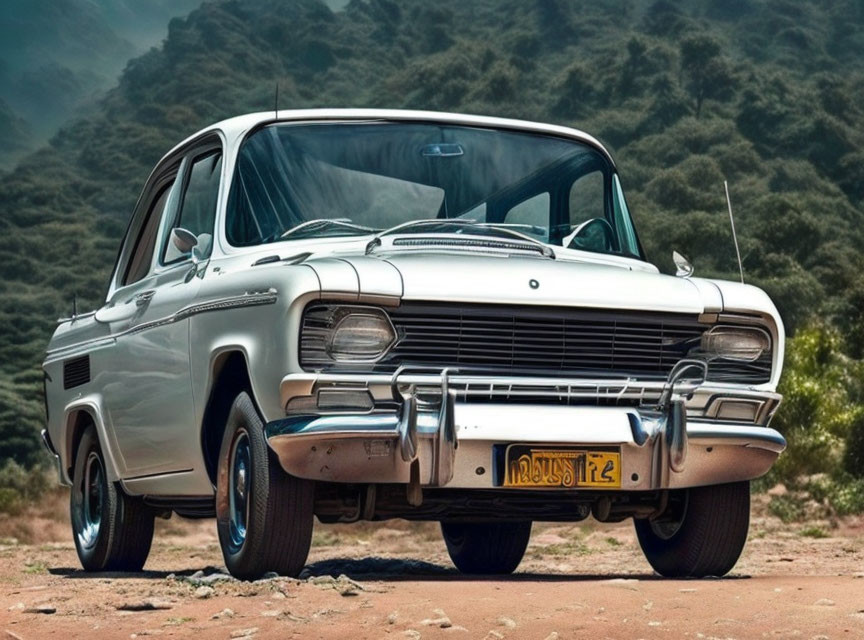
134;290;155;306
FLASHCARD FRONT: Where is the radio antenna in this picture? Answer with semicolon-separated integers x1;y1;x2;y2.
724;180;744;284
274;83;279;119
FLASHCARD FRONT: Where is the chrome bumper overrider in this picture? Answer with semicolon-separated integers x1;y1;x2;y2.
41;428;68;486
266;369;784;491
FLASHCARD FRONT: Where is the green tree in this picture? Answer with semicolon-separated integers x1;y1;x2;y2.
680;34;736;118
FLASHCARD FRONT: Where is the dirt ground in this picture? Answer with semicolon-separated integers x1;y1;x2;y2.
1;494;863;640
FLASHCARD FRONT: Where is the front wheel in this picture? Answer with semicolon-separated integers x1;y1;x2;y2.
71;426;154;572
441;521;532;574
634;481;750;578
216;391;314;580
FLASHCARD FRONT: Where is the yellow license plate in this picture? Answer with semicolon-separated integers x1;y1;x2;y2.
504;446;621;488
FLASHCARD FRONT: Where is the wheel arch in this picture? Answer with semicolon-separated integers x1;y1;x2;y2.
63;399;123;483
200;348;264;485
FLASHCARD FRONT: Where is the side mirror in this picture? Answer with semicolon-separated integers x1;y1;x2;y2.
672;251;694;278
170;227;198;255
191;233;213;264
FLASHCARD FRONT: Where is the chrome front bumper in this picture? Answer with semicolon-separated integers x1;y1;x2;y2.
266;370;784;491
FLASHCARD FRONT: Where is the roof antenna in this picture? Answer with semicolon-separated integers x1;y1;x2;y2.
274;83;279;119
724;180;744;284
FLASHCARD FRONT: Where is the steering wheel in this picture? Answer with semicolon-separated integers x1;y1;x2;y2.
563;218;615;252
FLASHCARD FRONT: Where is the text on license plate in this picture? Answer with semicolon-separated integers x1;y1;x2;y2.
503;446;621;488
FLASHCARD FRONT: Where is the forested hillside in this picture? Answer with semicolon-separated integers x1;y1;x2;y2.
1;0;863;507
0;0;201;169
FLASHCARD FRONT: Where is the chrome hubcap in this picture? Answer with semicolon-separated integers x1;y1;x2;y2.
77;452;104;550
228;431;251;552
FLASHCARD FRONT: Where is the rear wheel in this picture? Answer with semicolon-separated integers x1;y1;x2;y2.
634;481;750;578
70;426;154;572
441;521;531;574
216;391;314;580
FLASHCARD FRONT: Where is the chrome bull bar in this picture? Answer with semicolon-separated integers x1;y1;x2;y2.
394;368;458;486
269;365;783;491
388;362;708;487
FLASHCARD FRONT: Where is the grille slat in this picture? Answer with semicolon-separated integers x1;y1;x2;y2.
300;303;772;384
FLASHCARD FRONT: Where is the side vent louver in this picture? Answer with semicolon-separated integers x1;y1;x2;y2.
63;356;91;390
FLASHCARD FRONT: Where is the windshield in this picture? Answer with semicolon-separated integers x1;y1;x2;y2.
226;122;643;259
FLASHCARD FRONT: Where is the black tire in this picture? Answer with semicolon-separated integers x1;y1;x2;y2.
70;426;154;572
441;521;532;574
634;481;750;578
215;391;314;580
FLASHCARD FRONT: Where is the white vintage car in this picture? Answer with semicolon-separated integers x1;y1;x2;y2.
42;109;785;580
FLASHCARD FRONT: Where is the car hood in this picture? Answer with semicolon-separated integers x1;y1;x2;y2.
305;252;723;315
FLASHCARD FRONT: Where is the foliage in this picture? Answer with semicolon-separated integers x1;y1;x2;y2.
761;324;864;517
0;460;51;515
0;0;864;515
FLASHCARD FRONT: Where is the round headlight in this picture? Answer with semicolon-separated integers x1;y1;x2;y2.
701;326;770;362
326;309;396;361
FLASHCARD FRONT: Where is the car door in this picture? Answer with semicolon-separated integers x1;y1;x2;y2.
98;139;223;478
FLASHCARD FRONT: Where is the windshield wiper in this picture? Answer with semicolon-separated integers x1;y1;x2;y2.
280;218;378;239
365;219;555;258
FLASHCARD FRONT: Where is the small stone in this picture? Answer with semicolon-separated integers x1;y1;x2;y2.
116;599;172;612
602;578;640;591
194;586;215;599
543;633;560;640
334;579;361;597
212;608;234;619
229;629;259;639
484;632;505;640
814;599;835;606
260;610;280;617
421;609;452;628
648;621;661;627
497;616;517;629
277;611;306;623
7;602;24;611
387;612;398;625
403;632;421;640
24;604;56;614
811;635;830;640
679;588;697;593
643;601;653;611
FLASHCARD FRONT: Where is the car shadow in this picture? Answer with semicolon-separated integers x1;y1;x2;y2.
50;557;751;582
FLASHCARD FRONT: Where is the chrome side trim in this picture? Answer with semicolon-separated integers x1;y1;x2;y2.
45;289;278;359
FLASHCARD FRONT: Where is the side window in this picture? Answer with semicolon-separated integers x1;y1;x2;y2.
122;180;174;286
162;150;222;264
504;192;549;240
568;171;605;228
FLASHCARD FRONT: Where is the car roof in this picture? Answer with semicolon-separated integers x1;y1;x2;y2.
164;109;617;168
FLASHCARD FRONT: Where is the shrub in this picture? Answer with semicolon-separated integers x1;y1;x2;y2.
843;411;864;478
0;459;50;514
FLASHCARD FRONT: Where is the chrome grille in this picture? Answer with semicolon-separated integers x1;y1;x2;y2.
300;302;772;384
